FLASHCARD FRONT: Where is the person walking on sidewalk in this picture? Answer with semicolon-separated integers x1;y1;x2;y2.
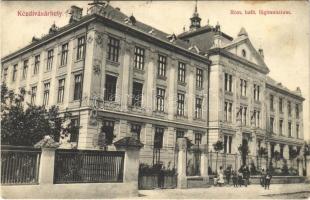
264;169;272;190
225;165;232;185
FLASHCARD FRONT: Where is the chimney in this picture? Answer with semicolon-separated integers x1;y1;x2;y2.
69;6;83;24
115;7;120;11
258;48;264;59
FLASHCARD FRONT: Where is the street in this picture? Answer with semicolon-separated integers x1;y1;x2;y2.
135;183;310;199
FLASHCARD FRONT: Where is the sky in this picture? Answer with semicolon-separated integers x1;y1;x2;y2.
1;1;309;141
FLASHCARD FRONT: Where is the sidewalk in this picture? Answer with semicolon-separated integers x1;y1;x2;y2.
135;183;310;199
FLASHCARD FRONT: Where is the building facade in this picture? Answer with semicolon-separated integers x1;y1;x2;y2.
1;1;305;170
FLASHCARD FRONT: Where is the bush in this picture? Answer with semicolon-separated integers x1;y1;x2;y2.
281;162;289;175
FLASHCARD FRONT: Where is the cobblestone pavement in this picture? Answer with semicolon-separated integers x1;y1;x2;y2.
135;183;310;199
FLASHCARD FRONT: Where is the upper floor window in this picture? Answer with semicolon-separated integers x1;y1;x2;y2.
224;135;233;154
43;82;50;106
77;36;86;60
107;36;120;62
47;49;54;71
295;104;299;118
22;60;28;79
154;127;164;149
101;120;115;145
224;101;233;123
34;55;40;75
177;93;185;116
73;74;82;100
242;49;246;57
132;82;143;107
253;84;260;101
31;86;37;105
131;123;141;141
157;54;167;77
270;95;274;111
57;79;65;103
134;46;145;70
288;122;292;137
194;132;202;145
270;117;274;133
224;73;232;92
60;43;68;66
240;79;247;96
279;98;283;113
2;68;8;82
288;101;291;116
296;124;299;138
104;74;117;102
156;88;165;112
195;97;202;119
178;62;186;83
70;118;80;142
279;119;283;135
252;109;260;128
196;68;203;88
12;64;17;82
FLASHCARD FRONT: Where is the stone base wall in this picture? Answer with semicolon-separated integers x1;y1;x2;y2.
250;176;306;184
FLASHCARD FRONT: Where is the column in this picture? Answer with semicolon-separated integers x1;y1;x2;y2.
306;156;310;180
177;138;187;189
145;50;155;115
187;66;194;121
200;144;209;178
114;137;143;196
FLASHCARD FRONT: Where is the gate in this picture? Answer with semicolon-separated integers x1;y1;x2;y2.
186;145;201;176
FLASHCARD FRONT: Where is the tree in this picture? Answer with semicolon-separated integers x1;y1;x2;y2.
1;83;76;146
213;140;224;173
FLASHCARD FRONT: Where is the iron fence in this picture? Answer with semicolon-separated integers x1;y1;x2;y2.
54;149;124;184
1;145;41;185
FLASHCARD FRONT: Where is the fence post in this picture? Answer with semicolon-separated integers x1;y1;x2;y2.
177;138;187;189
200;144;209;183
34;136;60;185
306;156;310;181
114;137;143;188
298;159;303;176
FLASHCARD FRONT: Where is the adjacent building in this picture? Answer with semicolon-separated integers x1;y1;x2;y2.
1;1;305;170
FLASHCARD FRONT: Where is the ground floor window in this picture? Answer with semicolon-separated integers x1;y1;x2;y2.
223;135;232;153
100;120;115;145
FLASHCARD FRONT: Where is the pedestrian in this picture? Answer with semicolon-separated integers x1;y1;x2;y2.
232;170;238;187
225;165;232;185
217;166;225;186
242;165;249;187
264;169;272;190
260;168;266;187
237;171;243;187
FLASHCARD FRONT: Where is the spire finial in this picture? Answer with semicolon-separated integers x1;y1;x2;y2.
195;0;198;13
189;0;201;30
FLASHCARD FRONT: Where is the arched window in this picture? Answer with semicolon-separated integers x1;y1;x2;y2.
242;49;246;57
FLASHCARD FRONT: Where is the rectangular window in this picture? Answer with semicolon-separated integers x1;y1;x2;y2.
177;93;185;116
270;95;274;111
270;117;274;133
224;73;233;92
288;101;291;116
295;104;299;118
101;120;115;145
12;64;17;81
279;98;283;113
178;62;186;83
156;88;165;112
288;122;292;137
77;36;85;60
157;54;167;77
176;130;185;139
132;82;143;107
279;119;283;135
107;36;120;62
134;46;145;70
22;60;28;79
154;127;164;149
104;75;117;101
240;79;247;96
224;101;233;123
223;135;232;153
196;68;203;88
34;55;40;75
194;132;202;145
256;110;260;127
73;74;82;100
3;68;8;82
254;84;260;101
57;79;65;103
131;123;141;141
195;97;202;119
31;86;37;105
70;118;80;142
43;82;50;106
47;49;54;71
296;124;299;138
60;43;68;66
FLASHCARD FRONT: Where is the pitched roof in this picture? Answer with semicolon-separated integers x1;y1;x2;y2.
266;76;304;99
